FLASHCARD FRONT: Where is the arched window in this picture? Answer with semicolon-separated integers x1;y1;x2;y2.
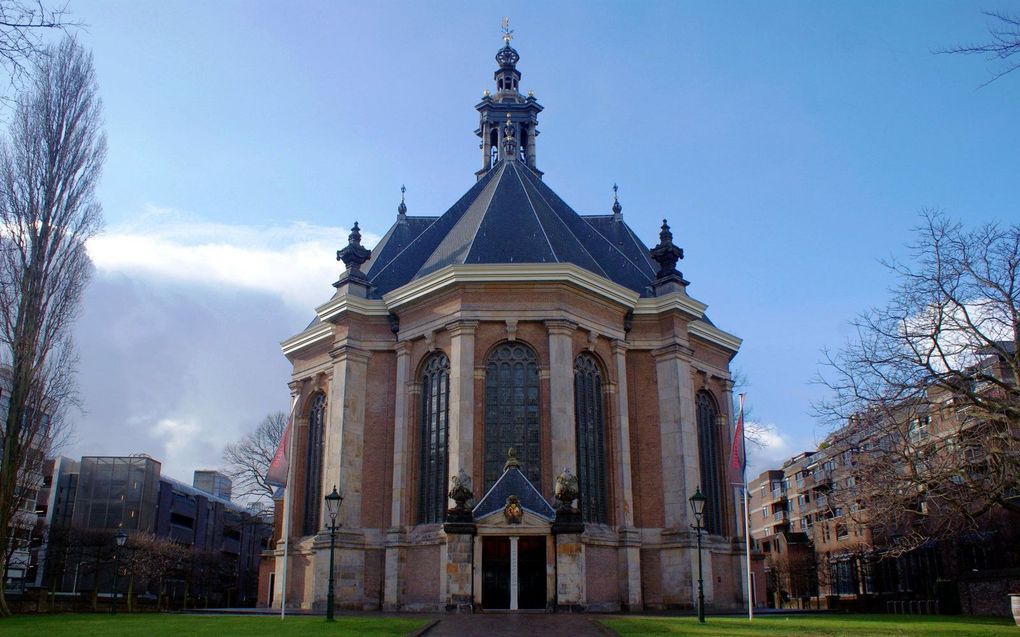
484;343;540;490
574;354;608;523
696;390;724;535
303;393;326;535
417;353;450;524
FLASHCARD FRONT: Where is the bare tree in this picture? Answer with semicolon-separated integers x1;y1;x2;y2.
0;37;104;616
0;2;80;92
817;211;1020;554
938;10;1020;86
222;411;286;504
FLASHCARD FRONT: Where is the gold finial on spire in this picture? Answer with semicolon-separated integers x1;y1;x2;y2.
501;17;514;45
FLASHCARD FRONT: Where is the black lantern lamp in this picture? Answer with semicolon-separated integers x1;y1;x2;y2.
689;486;707;624
111;529;128;615
324;486;343;622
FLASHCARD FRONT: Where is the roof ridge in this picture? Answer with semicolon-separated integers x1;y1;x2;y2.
455;160;510;268
515;164;609;277
583;216;658;279
510;161;559;262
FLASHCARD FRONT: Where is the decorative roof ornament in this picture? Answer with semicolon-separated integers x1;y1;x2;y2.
502;112;518;159
501;17;514;44
495;17;520;68
612;183;622;220
397;184;407;218
337;221;372;274
504;447;521;472
649;218;685;280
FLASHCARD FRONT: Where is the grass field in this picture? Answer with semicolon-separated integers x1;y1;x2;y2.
0;613;429;636
602;614;1018;636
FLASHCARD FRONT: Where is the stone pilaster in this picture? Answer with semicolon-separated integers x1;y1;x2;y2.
445;533;475;612
446;320;478;508
611;339;642;609
323;344;371;530
384;341;412;610
555;532;585;610
546;319;577;480
272;379;306;609
652;342;698;530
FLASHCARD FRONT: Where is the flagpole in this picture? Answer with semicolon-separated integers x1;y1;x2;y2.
280;395;299;620
739;393;753;621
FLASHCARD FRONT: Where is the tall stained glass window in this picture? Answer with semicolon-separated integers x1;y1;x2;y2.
574;354;608;523
696;390;724;535
418;353;450;523
484;343;540;490
303;393;326;535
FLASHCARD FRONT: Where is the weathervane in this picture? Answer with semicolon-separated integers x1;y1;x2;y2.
501;17;513;44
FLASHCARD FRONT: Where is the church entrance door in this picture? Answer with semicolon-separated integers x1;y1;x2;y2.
481;536;547;610
517;536;546;610
481;537;511;609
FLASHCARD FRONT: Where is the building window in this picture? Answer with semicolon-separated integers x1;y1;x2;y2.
484;343;541;490
574;354;608;523
303;393;326;535
696;390;724;535
418;353;450;524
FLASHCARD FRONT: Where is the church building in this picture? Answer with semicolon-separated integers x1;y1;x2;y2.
260;29;745;613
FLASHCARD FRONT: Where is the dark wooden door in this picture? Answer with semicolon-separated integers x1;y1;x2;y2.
517;536;546;610
482;537;511;609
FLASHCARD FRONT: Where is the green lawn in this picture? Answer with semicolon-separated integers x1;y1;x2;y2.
602;614;1017;636
0;614;429;637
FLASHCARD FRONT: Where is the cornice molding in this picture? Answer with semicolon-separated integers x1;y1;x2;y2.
688;319;742;353
381;263;641;310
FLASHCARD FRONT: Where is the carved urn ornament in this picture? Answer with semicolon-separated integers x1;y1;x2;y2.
554;467;579;513
448;469;474;512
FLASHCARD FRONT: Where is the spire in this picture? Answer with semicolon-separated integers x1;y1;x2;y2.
612;183;622;221
475;19;543;179
397;185;407;221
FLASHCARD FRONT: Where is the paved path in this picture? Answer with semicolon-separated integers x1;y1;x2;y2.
422;613;610;637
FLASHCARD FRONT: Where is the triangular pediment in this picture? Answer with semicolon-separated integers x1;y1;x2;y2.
472;467;555;522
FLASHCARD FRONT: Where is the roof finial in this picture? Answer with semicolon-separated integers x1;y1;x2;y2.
397;184;407;218
649;218;684;281
502;112;518;160
612;183;622;220
337;221;372;274
501;17;514;45
504;447;521;472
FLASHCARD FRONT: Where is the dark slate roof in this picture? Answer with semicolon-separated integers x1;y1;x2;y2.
472;466;555;521
364;159;660;298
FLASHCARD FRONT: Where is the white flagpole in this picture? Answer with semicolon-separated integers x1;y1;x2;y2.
279;395;299;620
740;393;753;621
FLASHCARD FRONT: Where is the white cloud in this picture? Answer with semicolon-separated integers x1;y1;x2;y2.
744;421;813;478
86;204;381;310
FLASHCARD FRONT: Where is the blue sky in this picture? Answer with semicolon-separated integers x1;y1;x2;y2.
58;1;1020;481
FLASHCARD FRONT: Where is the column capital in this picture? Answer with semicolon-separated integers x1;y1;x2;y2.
446;319;479;337
651;342;693;361
611;338;629;355
545;319;577;336
394;340;412;357
329;343;371;363
287;379;305;396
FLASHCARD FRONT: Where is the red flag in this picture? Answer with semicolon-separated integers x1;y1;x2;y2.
266;398;299;487
729;394;745;485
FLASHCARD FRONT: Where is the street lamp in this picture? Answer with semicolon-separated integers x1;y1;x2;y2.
111;529;128;615
324;486;343;622
689;486;707;624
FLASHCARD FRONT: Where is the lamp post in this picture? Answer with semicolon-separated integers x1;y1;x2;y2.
689;486;707;624
111;529;127;615
324;486;343;622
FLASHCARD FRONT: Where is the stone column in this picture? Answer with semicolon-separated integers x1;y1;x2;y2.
481;122;491;171
384;342;411;610
611;340;642;609
509;536;519;611
652;343;698;529
446;321;477;507
546;320;577;481
323;344;371;530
